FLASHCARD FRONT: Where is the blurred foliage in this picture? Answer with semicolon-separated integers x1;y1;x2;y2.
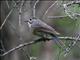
69;4;80;14
30;42;42;56
54;17;76;36
72;45;80;58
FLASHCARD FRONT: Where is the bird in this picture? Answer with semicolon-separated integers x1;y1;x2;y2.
24;17;67;51
24;17;60;35
24;17;70;56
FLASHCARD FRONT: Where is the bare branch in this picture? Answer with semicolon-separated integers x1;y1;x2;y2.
19;1;24;27
0;9;13;30
59;36;80;41
63;35;80;57
0;36;80;56
0;40;34;56
33;0;39;17
18;1;24;40
6;0;10;8
0;40;6;52
63;3;74;19
72;34;80;46
47;15;67;19
63;1;80;20
74;13;80;17
0;38;48;56
65;1;80;6
44;1;58;16
0;1;20;31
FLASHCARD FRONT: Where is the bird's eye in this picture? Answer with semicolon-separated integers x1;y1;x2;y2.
30;19;32;21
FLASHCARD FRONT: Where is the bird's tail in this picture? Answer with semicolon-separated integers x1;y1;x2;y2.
52;35;65;48
52;35;70;56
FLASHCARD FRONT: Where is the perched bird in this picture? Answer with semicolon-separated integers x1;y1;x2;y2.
25;18;65;46
24;17;70;55
25;18;60;35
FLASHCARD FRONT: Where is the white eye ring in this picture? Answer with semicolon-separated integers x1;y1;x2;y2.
28;22;31;28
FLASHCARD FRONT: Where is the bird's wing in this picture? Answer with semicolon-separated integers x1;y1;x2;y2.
38;20;60;35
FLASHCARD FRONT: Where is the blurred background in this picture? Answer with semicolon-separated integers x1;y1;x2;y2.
0;0;80;60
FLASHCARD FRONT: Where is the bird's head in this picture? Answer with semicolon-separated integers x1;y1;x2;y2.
24;17;37;28
24;17;37;23
24;19;32;28
24;18;32;23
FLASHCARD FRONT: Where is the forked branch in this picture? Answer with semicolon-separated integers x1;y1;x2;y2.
0;36;80;56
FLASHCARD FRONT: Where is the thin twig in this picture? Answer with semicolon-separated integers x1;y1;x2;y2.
74;13;80;17
12;0;16;5
47;15;67;19
0;37;47;56
0;1;19;31
0;9;13;30
63;1;80;20
19;0;24;39
59;36;80;41
6;0;10;8
72;34;80;46
0;36;80;56
63;3;74;19
65;1;80;6
0;40;6;52
64;35;80;57
44;0;58;16
19;1;24;27
33;0;39;17
18;1;24;41
0;40;34;56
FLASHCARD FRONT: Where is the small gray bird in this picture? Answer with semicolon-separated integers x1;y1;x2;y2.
25;18;60;35
25;18;65;45
24;17;69;55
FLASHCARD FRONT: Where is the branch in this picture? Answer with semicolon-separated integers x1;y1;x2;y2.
0;41;34;56
65;1;80;6
19;1;24;27
43;0;58;16
6;0;10;8
59;36;80;41
71;34;80;46
63;35;80;57
0;40;6;52
0;38;49;56
0;36;80;56
0;1;20;31
63;1;80;20
33;0;39;17
18;1;24;41
74;13;80;17
47;15;67;19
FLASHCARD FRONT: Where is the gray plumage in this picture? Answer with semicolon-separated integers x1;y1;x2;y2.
26;18;60;35
24;18;69;55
